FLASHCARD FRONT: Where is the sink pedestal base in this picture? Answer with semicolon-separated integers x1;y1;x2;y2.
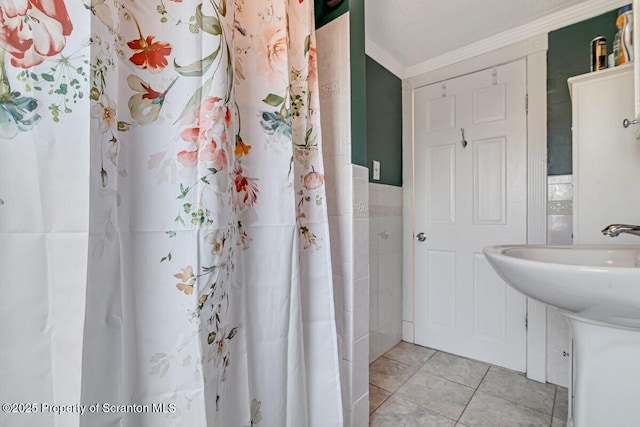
563;312;640;427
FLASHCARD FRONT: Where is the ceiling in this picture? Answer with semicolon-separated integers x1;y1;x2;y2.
365;0;589;74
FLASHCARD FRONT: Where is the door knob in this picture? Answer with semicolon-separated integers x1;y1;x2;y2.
623;118;638;128
416;232;427;242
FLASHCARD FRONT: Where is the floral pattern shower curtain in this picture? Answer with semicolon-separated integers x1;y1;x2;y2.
0;1;342;426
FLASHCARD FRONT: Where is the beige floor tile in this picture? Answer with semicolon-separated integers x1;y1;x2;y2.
370;384;392;414
395;370;475;420
552;417;567;427
478;367;556;415
422;352;489;388
383;341;436;367
459;391;552;427
370;394;456;427
370;356;418;393
553;386;568;421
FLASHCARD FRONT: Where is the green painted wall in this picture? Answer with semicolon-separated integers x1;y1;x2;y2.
547;10;619;175
366;56;402;186
315;0;348;29
349;0;367;167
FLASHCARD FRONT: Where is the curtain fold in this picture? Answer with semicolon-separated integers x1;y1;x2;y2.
0;1;342;426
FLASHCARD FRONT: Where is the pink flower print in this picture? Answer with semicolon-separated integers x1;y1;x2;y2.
225;107;232;128
308;46;318;88
180;97;229;149
200;140;227;171
303;171;324;190
182;96;220;126
177;150;198;167
180;127;206;147
201;96;220;113
0;0;73;68
258;25;288;87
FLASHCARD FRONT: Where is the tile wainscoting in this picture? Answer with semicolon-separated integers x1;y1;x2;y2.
318;14;370;426
369;183;403;362
546;175;572;388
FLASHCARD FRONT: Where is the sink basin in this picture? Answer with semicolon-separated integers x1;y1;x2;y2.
484;244;640;427
483;245;640;328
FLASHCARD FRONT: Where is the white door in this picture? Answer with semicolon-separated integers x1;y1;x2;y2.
414;60;528;371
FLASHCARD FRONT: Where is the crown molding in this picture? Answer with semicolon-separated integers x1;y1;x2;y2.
365;37;406;79
404;0;628;78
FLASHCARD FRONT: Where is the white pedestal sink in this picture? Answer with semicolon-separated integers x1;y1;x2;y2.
484;245;640;427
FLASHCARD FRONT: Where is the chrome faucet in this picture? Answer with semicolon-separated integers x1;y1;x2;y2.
601;224;640;237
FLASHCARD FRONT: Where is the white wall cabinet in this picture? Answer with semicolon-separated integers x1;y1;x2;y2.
634;0;640;117
570;64;640;244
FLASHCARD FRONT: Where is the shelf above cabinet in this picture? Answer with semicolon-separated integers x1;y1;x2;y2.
568;63;634;101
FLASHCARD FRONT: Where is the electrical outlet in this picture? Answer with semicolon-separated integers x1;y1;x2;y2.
372;160;380;180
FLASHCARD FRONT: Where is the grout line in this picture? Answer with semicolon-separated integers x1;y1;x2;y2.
464;388;555;425
457;365;491;422
368;384;393;416
422;350;489;390
369;355;417;394
369;346;440;419
473;366;557;422
550;385;558;426
378;347;478;423
372;342;561;425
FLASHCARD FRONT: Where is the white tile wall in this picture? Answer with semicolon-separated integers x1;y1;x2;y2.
350;164;370;425
354;278;370;341
341;359;352;425
352;392;369;427
353;335;370;401
402;320;414;342
369;183;403;362
317;14;370;426
369;292;379;331
353;220;369;280
546;174;573;388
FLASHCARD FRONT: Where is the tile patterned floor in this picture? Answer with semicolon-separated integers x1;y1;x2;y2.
370;342;568;427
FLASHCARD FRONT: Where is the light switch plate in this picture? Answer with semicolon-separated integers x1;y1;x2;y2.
372;160;380;180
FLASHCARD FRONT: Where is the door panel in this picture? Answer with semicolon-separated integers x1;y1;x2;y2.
473;83;506;124
427;250;456;330
428;145;456;224
473;253;506;342
473;136;506;225
427;96;456;131
414;59;528;371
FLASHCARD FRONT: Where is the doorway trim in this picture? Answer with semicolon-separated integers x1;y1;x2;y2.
402;34;548;382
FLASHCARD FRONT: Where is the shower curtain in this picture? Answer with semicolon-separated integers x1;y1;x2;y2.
0;1;342;426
